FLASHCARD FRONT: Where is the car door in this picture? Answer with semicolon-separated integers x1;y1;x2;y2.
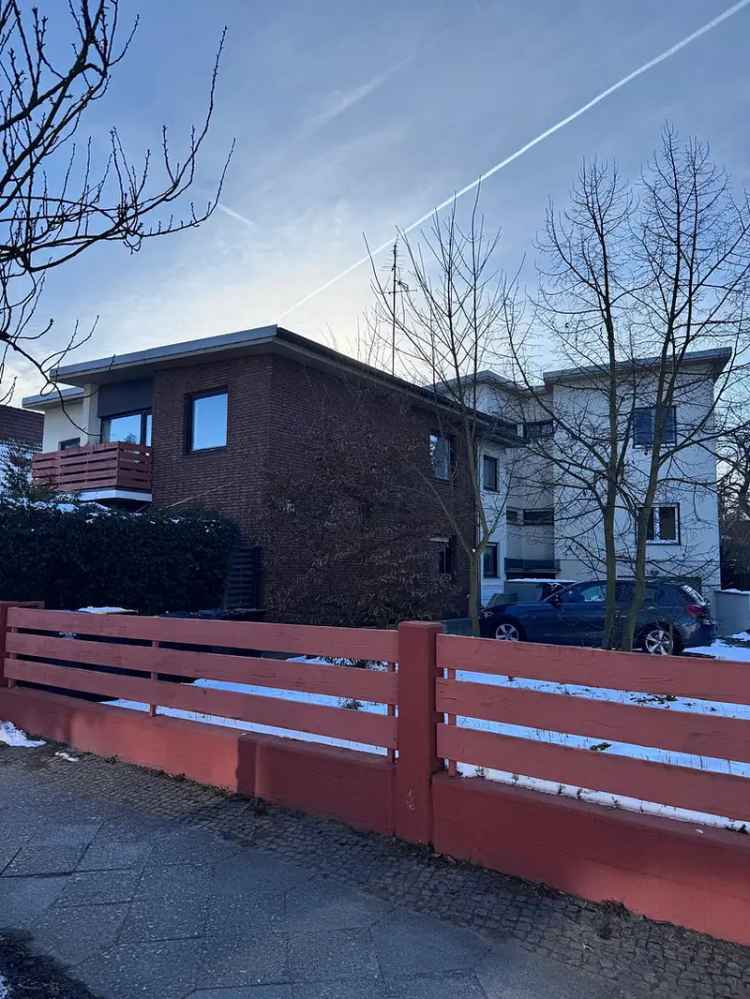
556;581;607;647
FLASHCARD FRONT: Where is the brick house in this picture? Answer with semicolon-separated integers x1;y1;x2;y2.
23;326;492;618
0;403;44;492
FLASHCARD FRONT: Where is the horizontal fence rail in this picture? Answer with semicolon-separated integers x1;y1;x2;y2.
437;634;750;823
4;607;399;752
32;443;152;493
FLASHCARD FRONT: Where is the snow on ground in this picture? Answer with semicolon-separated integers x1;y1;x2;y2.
107;657;389;756
0;972;10;999
0;721;44;748
77;606;134;614
453;633;750;831
104;638;750;831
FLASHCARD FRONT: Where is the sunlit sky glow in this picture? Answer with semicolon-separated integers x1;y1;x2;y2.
10;0;750;400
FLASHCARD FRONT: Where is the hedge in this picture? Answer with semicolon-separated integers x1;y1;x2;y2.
0;501;239;613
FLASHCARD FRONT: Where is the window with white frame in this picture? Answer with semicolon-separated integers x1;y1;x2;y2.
641;504;680;543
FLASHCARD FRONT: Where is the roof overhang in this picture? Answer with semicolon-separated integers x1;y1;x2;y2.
22;386;85;410
543;347;733;385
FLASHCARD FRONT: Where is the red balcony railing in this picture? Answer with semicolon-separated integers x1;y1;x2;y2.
32;442;152;495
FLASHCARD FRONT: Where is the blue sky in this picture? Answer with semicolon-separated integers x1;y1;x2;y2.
13;0;750;397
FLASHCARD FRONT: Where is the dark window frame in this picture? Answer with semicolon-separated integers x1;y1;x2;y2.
506;508;521;525
431;536;454;577
429;431;455;481
482;454;499;492
633;405;677;448
186;388;229;453
523;508;554;526
101;409;152;447
482;543;499;578
640;503;681;545
59;437;81;450
524;419;554;441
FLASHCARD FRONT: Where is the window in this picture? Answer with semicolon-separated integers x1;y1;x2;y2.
59;438;80;450
523;508;554;526
506;508;521;525
633;405;676;447
429;432;453;480
642;504;680;543
524;420;554;441
562;581;606;603
188;390;228;452
482;454;498;492
431;537;454;576
482;543;499;578
101;411;152;446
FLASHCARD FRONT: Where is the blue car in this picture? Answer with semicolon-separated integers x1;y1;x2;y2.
479;579;716;655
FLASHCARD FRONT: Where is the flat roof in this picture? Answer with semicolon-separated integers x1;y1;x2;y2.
543;347;733;384
21;386;85;409
24;325;518;444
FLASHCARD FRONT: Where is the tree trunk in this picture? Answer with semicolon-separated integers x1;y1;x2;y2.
602;501;619;648
468;551;481;636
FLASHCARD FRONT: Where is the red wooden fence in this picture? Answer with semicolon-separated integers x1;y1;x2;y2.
1;607;749;947
32;442;152;493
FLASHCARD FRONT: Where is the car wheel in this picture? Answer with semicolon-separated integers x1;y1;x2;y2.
640;625;676;655
495;621;522;641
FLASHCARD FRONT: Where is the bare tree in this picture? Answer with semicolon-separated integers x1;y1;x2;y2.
0;1;232;404
261;378;456;628
367;192;518;634
509;126;750;651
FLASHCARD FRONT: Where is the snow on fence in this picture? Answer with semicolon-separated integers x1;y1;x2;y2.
2;606;750;946
1;607;399;756
436;633;750;829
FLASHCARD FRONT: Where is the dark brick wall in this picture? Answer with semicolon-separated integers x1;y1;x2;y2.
0;404;43;448
150;354;272;532
148;350;475;618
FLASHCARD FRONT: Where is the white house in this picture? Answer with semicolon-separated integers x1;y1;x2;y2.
473;348;727;604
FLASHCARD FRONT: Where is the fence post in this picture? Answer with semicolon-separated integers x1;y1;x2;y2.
0;601;44;687
395;620;443;845
0;603;9;688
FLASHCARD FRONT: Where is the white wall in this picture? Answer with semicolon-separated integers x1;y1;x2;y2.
552;366;721;592
36;386;100;451
476;365;723;595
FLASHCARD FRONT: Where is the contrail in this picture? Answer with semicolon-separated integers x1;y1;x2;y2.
278;0;750;321
217;202;255;228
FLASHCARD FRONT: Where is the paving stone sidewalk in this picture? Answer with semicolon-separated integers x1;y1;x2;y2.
1;742;748;998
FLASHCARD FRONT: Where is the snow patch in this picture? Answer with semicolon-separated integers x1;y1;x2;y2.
0;972;11;999
0;721;45;748
77;606;133;615
107;664;389;756
54;751;79;762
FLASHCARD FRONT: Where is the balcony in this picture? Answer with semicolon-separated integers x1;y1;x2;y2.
32;442;152;502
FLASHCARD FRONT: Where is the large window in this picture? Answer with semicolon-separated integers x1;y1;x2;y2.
429;432;454;481
101;411;152;446
188;390;228;452
642;504;680;543
482;454;498;492
482;543;499;578
633;405;676;447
